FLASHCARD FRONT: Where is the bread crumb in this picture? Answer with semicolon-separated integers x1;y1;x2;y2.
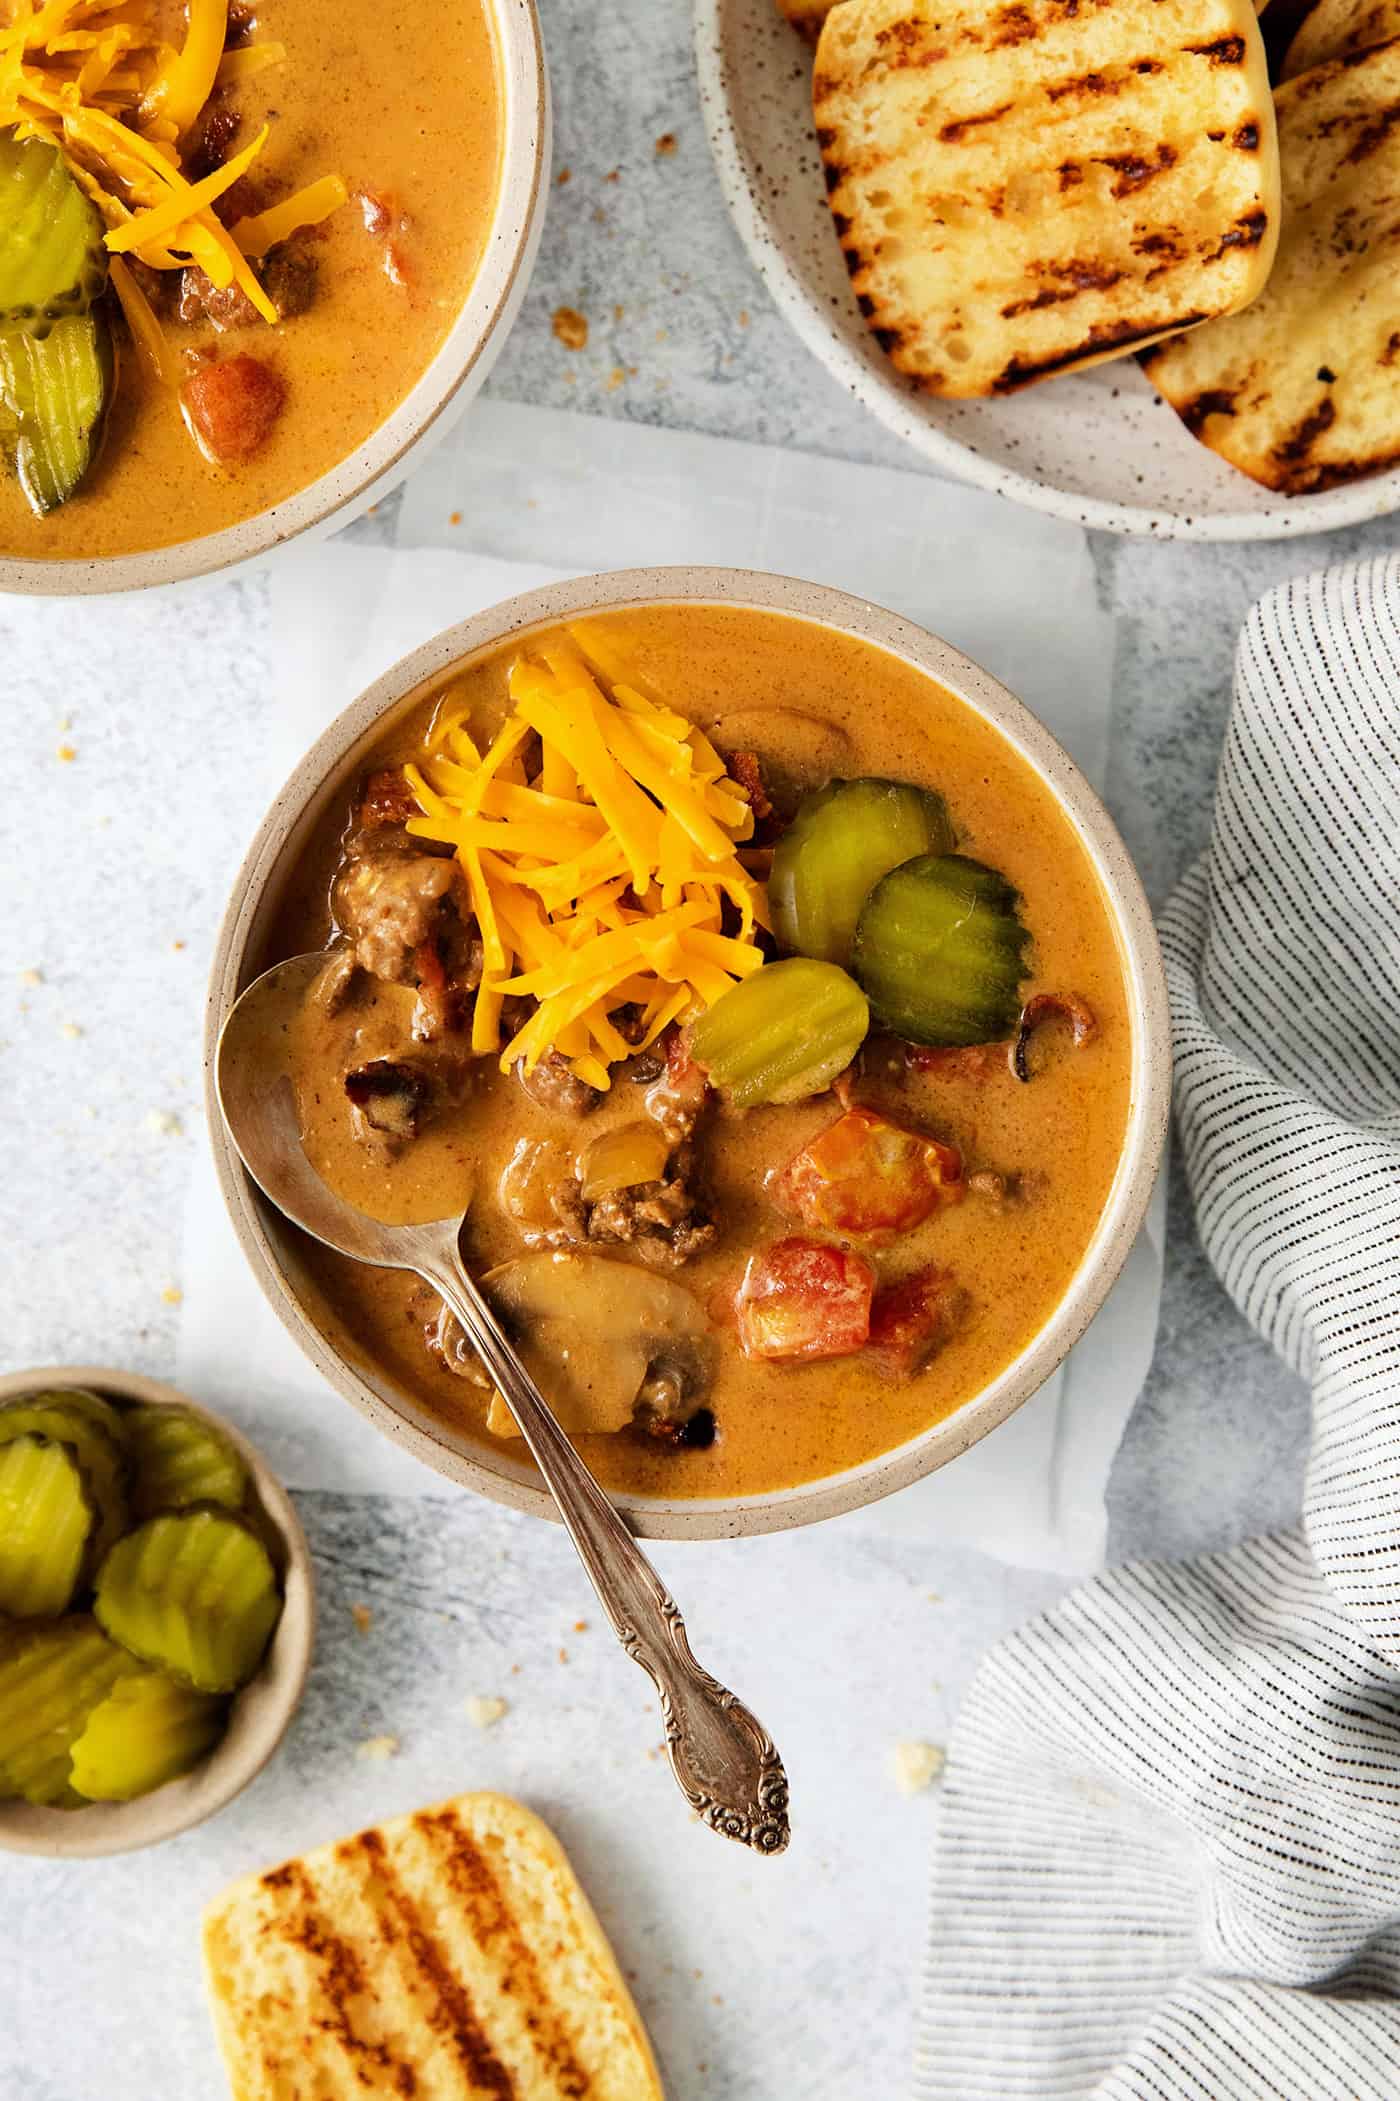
606;366;626;392
61;1021;82;1040
552;305;589;351
172;940;186;952
556;166;571;185
738;309;750;328
145;1109;183;1136
57;743;77;763
351;1604;373;1636
573;1620;588;1634
161;1286;183;1306
612;302;624;322
892;1740;945;1795
465;1695;508;1729
655;132;677;156
19;968;42;987
557;1647;569;1664
604;168;620;184
356;1733;399;1762
448;510;462;526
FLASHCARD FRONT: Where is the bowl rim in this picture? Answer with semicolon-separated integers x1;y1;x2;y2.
0;1364;315;1858
0;0;549;599
204;564;1172;1541
692;0;1400;544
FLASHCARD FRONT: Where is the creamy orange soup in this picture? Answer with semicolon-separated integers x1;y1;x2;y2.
0;0;501;560
261;605;1134;1501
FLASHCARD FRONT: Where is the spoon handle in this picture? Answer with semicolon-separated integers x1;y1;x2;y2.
421;1241;790;1856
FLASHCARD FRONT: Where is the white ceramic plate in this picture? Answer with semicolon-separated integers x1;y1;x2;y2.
694;0;1400;540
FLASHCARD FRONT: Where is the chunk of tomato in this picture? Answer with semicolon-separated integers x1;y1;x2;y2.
734;1237;874;1363
866;1266;967;1378
180;354;285;465
771;1105;962;1242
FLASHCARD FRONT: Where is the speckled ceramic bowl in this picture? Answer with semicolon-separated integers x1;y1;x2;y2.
0;1366;314;1858
205;566;1171;1541
695;0;1400;541
0;0;549;598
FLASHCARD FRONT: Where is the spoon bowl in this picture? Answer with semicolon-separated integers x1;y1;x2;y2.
215;953;791;1854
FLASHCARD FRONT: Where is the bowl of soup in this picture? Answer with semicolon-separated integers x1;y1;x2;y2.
0;0;546;593
206;568;1170;1538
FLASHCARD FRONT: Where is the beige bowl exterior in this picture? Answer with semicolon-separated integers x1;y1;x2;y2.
206;567;1171;1541
0;0;549;598
0;1365;314;1858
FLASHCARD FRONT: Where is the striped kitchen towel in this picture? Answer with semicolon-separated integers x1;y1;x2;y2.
915;554;1400;2101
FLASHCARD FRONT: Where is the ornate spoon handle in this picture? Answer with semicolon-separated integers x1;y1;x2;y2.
421;1237;791;1856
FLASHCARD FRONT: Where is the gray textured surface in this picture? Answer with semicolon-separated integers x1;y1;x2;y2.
1;0;1396;2094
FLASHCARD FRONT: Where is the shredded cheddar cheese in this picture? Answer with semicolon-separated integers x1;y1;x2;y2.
0;0;347;335
404;627;770;1093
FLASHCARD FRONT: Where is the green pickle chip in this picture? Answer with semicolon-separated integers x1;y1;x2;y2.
770;776;954;966
688;957;869;1108
0;1390;129;1572
0;1617;143;1805
853;853;1032;1047
125;1403;249;1519
0;135;108;334
69;1669;227;1802
0;1436;93;1618
95;1507;282;1694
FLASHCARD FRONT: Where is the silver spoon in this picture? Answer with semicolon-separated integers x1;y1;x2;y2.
216;953;790;1855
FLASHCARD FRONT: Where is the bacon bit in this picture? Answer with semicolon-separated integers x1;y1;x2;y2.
771;1106;962;1243
866;1266;968;1378
655;132;678;156
1013;993;1097;1083
180;354;285;464
736;1238;875;1363
725;749;775;829
355;189;413;284
645;1027;712;1143
908;1041;1014;1082
357;766;421;830
357;187;393;235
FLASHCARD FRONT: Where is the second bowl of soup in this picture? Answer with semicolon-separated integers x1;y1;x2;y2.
0;0;546;592
207;568;1169;1538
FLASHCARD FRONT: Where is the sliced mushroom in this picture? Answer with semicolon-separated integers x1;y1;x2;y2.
480;1250;714;1439
707;704;856;816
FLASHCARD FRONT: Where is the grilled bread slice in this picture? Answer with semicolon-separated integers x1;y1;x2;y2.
1282;0;1400;73
776;0;840;40
1143;39;1400;492
814;0;1280;397
203;1792;664;2101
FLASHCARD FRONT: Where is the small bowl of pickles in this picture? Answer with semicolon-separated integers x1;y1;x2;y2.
0;1366;314;1858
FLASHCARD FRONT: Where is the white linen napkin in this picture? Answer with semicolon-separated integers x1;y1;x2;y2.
180;400;1160;1575
916;554;1400;2099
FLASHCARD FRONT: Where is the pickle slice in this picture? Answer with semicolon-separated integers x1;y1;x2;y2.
771;778;954;966
853;853;1031;1047
70;1669;227;1802
125;1405;249;1520
0;308;111;515
0;136;107;334
0;1617;142;1804
0;1392;129;1573
94;1508;282;1694
0;1437;93;1619
688;957;869;1108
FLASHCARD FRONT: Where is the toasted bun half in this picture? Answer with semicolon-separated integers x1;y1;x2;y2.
814;0;1280;397
203;1792;664;2101
1282;0;1400;74
1143;39;1400;492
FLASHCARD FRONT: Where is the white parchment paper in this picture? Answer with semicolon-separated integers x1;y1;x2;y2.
179;400;1162;1575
